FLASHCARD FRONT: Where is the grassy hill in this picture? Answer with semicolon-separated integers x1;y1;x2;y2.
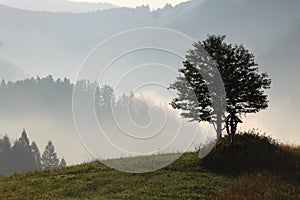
0;132;299;200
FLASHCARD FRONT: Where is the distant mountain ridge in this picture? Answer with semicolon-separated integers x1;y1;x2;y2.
0;0;299;78
0;0;116;13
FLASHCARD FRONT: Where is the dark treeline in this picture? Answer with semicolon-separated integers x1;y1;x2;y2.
0;75;164;133
0;76;134;115
0;129;66;175
0;75;72;115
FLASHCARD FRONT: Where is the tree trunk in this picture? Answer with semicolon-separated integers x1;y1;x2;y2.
230;134;234;148
216;112;222;138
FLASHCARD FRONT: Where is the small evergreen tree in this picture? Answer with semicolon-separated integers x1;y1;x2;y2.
99;85;115;109
59;158;67;167
0;135;12;175
1;79;6;87
41;140;59;168
19;128;30;150
30;141;41;168
0;135;11;153
11;129;37;172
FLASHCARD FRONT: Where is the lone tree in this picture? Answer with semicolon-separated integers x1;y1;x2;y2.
41;140;59;168
169;35;271;146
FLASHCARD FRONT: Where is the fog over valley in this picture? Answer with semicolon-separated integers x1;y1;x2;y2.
0;0;300;166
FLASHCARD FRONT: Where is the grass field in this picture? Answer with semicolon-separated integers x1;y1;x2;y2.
0;132;299;200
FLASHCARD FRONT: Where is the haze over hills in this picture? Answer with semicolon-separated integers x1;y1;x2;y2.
249;24;300;143
167;0;300;54
0;58;27;81
0;0;116;13
0;0;300;163
0;0;299;78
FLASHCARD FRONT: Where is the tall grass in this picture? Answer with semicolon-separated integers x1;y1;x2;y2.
203;131;300;200
212;172;299;200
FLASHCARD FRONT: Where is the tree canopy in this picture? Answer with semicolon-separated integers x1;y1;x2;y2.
170;35;271;138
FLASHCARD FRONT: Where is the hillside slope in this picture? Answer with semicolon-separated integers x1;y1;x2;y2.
0;133;299;200
0;153;229;200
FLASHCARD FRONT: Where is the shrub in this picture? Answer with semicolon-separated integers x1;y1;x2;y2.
201;130;300;183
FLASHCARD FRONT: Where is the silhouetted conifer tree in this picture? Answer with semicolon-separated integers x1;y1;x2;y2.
41;140;59;168
59;158;67;167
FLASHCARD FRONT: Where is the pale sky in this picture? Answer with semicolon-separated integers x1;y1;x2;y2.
69;0;190;9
